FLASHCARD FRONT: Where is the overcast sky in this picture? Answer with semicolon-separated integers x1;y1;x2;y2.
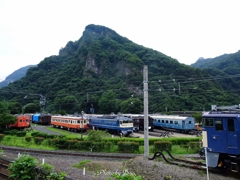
0;0;240;81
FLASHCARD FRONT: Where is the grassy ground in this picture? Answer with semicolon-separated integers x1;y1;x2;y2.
0;127;201;155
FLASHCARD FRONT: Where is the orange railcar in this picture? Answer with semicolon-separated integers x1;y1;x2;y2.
9;115;31;129
51;115;89;132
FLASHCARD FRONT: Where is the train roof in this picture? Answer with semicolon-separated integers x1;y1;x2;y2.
51;115;86;119
90;115;132;120
202;111;240;117
150;115;193;120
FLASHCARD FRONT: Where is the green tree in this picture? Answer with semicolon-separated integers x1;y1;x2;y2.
54;95;79;114
192;112;202;124
120;98;143;113
85;130;111;142
0;113;16;130
0;101;9;114
98;90;118;114
24;103;40;113
8;102;22;114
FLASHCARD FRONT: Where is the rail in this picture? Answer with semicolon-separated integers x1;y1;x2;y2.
0;158;12;180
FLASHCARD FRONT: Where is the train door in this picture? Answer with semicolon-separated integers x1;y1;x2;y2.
182;120;185;130
211;118;227;153
227;118;239;154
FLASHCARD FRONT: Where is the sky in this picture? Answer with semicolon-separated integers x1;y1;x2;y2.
0;0;240;81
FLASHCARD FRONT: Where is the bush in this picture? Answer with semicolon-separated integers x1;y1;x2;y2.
105;141;112;150
118;141;139;153
46;134;55;139
31;132;41;137
66;140;79;150
8;154;66;180
3;129;19;135
91;142;104;152
34;137;45;144
0;134;4;142
189;141;200;149
8;155;38;180
154;141;172;152
16;131;26;137
25;136;32;143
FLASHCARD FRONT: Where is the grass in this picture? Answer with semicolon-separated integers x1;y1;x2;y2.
46;127;86;139
1;135;56;150
0;127;201;155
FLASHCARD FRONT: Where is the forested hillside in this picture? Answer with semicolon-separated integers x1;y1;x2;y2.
0;24;239;115
191;50;240;92
0;65;35;88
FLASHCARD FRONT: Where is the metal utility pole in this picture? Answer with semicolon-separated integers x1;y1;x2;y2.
178;82;181;95
143;65;149;157
81;111;84;140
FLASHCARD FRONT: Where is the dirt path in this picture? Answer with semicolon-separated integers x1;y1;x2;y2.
31;124;61;135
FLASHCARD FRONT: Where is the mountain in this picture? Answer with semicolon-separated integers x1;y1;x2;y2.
191;50;240;90
191;50;240;72
0;65;36;88
0;24;239;114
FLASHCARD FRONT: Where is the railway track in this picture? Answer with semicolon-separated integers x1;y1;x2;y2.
148;149;239;178
0;158;11;180
0;145;137;160
0;145;239;179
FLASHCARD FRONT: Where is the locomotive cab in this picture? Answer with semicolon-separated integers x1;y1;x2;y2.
202;111;240;172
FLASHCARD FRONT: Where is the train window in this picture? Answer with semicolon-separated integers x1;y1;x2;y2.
227;118;235;132
162;120;164;123
188;121;192;124
20;120;22;122
215;119;223;131
166;120;168;123
203;118;214;127
174;121;178;124
77;120;80;123
170;121;173;124
158;120;160;123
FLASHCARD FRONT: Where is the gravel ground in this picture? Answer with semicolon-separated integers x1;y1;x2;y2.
3;151;240;180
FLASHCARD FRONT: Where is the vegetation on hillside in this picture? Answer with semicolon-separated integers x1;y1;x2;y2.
0;24;240;115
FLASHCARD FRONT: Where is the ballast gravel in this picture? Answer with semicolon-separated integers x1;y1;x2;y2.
3;151;240;180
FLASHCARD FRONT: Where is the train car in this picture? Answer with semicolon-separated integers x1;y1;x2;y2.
8;114;31;129
151;115;195;133
202;109;240;173
32;114;51;125
122;114;154;131
88;115;133;136
51;115;89;132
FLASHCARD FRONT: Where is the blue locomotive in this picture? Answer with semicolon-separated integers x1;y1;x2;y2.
88;115;133;136
151;115;195;133
32;113;51;125
202;108;240;173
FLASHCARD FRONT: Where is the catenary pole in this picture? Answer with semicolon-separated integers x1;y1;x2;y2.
143;65;149;157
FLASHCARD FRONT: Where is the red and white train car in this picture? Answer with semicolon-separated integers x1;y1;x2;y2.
9;114;31;129
51;115;89;132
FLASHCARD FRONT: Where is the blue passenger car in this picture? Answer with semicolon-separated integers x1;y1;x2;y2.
202;111;240;173
151;115;195;133
88;115;133;136
32;114;51;125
